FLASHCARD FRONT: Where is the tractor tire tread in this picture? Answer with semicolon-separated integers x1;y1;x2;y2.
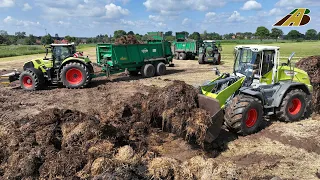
60;62;91;89
224;94;262;135
20;70;41;91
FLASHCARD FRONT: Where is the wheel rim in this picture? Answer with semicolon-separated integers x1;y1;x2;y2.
22;75;33;88
288;98;302;115
66;68;83;85
246;109;258;128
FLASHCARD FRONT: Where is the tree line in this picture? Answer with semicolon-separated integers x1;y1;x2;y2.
0;26;319;45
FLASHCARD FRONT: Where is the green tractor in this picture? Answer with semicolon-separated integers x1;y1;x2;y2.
198;40;222;65
199;45;312;143
4;43;94;90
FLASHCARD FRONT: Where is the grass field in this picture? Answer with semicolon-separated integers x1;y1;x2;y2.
0;44;96;58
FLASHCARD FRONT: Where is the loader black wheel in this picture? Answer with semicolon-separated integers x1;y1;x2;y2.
198;54;205;64
19;70;43;91
60;62;91;89
179;53;186;60
155;62;166;76
225;94;263;135
142;64;155;78
276;89;307;122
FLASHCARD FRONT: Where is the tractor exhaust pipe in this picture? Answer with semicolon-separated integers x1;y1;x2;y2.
198;94;224;143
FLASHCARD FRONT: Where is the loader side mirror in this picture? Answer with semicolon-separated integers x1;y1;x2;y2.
213;67;221;76
287;52;295;64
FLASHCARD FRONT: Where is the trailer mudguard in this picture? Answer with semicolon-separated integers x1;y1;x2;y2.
272;82;311;108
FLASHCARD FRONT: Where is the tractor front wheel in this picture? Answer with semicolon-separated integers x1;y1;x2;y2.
19;70;43;91
225;94;263;135
198;54;205;64
276;89;307;122
60;62;91;89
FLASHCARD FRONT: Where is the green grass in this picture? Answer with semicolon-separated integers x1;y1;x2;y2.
0;44;96;58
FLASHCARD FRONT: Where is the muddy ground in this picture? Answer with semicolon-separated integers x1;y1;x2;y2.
1;55;320;179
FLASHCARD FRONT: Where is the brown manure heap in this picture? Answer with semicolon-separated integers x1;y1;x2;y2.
114;34;144;45
0;81;213;179
296;56;320;113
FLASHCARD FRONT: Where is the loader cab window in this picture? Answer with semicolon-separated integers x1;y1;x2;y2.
234;48;255;77
261;50;275;76
52;46;73;62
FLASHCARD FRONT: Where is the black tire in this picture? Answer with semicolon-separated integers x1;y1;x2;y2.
192;55;196;60
60;62;91;89
86;63;94;81
19;70;43;91
198;54;205;64
276;89;308;122
179;53;186;60
142;64;155;78
213;53;221;65
155;62;166;76
129;71;139;76
175;52;179;60
225;94;263;135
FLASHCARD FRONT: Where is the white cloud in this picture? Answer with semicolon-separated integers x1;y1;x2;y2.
241;0;262;10
276;0;303;7
205;12;216;19
58;21;70;25
105;3;129;19
3;16;41;27
228;11;245;22
0;0;14;7
120;19;135;26
22;3;32;11
269;8;282;16
182;18;191;25
148;15;164;22
143;0;226;14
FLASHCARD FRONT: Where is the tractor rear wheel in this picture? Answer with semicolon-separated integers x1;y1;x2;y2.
198;54;205;64
60;62;91;89
276;89;307;122
155;62;166;76
19;70;43;91
142;64;155;78
179;53;186;60
225;94;263;135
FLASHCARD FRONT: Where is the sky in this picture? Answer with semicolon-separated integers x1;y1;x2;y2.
0;0;320;37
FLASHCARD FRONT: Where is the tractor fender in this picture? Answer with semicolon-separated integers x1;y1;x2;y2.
272;82;311;108
239;87;265;105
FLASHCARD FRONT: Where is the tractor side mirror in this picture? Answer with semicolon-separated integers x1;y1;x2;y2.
213;67;221;76
287;52;295;64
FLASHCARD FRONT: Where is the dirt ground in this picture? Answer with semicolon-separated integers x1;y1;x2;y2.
1;52;320;179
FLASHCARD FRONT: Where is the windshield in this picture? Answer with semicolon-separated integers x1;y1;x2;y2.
234;48;257;77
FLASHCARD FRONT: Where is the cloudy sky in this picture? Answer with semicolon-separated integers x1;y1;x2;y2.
0;0;319;37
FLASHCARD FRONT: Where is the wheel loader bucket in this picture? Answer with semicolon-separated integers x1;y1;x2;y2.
198;94;224;143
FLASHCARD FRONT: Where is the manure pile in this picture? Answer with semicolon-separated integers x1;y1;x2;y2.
296;56;320;113
114;35;144;45
0;81;214;179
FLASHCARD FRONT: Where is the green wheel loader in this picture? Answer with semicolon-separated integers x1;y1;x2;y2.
198;40;222;65
199;45;313;143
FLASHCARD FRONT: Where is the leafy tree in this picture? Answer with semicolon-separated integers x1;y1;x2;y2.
24;34;36;45
270;28;283;41
164;31;173;36
305;29;317;40
180;31;189;37
201;30;208;40
189;32;201;40
165;36;175;41
127;31;134;35
114;30;126;39
41;34;54;44
255;26;270;41
318;32;320;40
15;32;26;39
223;33;235;40
0;35;6;44
55;33;60;40
0;30;8;36
286;30;302;40
243;32;254;39
65;35;76;42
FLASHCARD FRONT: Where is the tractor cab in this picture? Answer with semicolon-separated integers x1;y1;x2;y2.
45;43;77;68
234;45;279;86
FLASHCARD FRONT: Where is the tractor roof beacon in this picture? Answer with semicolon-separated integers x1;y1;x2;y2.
198;45;313;143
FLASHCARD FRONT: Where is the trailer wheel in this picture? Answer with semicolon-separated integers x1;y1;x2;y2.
60;62;91;89
198;54;205;64
155;62;166;76
179;53;186;60
276;89;307;122
225;94;263;135
19;70;43;91
175;52;179;60
142;64;155;78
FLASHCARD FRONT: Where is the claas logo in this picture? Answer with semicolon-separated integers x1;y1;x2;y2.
274;8;311;26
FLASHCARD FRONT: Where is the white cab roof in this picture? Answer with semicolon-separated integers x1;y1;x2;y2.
235;45;280;52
